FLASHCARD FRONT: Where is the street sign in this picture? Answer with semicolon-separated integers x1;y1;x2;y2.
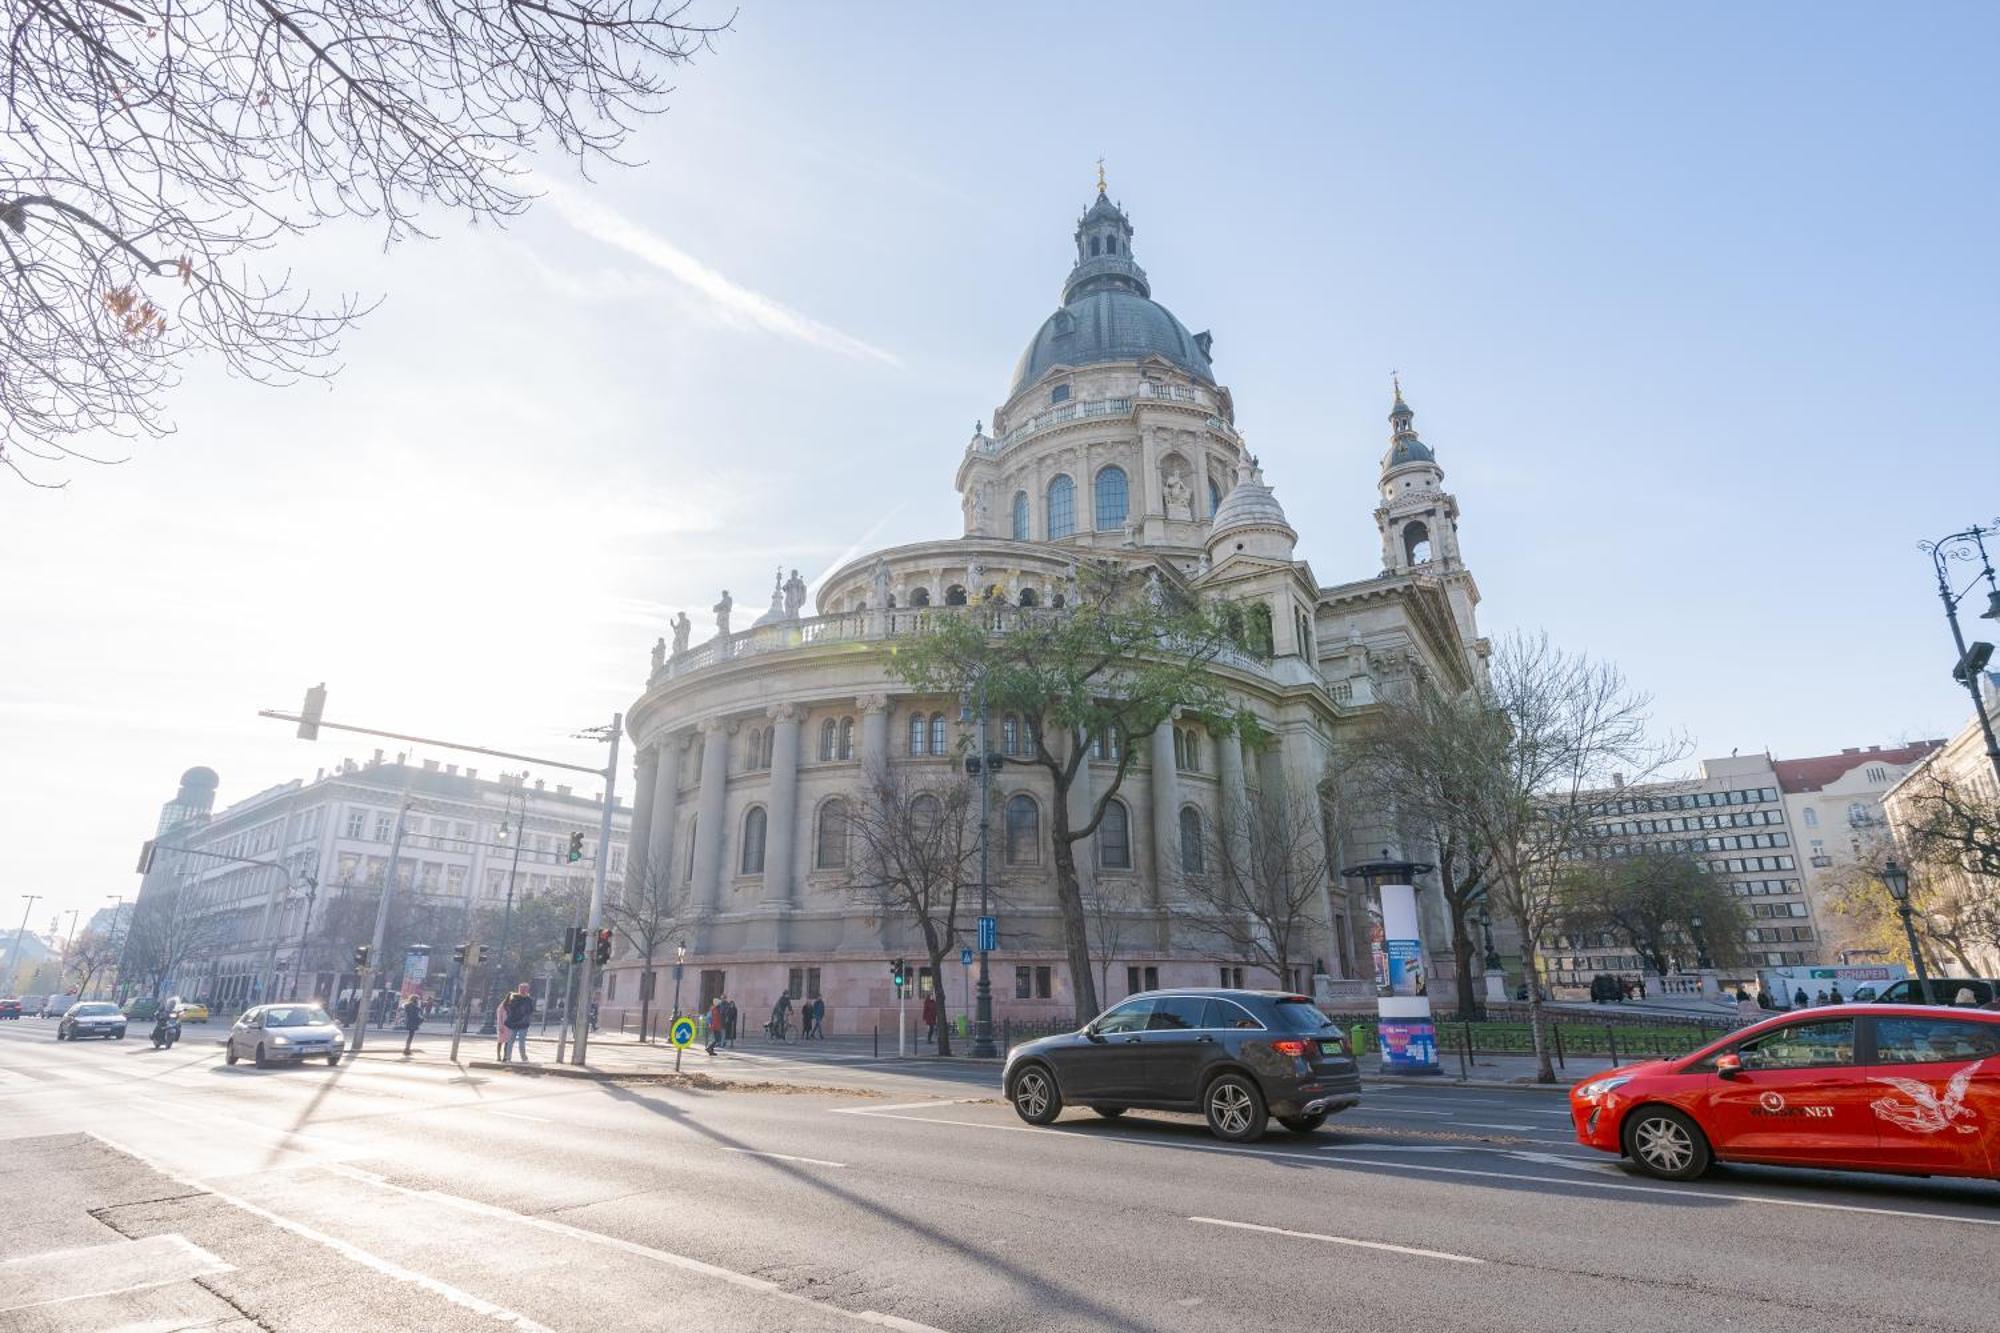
977;916;997;952
960;946;973;967
669;1016;697;1048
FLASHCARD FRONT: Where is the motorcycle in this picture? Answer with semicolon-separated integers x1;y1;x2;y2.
150;1014;181;1050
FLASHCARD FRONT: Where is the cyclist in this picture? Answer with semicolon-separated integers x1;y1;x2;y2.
768;992;793;1041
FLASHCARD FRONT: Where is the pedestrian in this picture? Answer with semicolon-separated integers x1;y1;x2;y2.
813;995;826;1038
400;993;423;1056
1814;989;1827;1005
705;995;724;1055
503;984;535;1063
922;992;938;1044
724;996;739;1046
1793;986;1809;1009
494;996;510;1060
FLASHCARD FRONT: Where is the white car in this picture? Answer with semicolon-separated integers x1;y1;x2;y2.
226;1003;345;1068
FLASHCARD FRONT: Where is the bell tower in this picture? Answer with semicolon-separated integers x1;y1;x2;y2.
1375;379;1460;575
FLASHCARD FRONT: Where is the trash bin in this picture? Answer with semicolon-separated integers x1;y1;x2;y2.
1350;1023;1369;1057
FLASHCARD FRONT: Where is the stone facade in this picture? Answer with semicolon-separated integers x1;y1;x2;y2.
608;189;1492;1035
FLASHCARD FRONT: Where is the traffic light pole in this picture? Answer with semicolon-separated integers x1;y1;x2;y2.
570;713;622;1066
350;801;410;1054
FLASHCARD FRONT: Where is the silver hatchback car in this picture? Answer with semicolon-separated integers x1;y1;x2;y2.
226;1003;346;1068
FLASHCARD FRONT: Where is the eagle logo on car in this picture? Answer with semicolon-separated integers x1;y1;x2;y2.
1869;1059;1983;1136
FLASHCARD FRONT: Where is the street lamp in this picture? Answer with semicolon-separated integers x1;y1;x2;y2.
962;668;999;1059
1690;911;1711;970
1880;858;1932;994
1475;906;1501;971
670;940;687;1026
1919;520;2000;790
482;782;531;1035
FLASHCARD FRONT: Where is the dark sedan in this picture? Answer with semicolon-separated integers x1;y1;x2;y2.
1003;989;1361;1141
57;1002;127;1041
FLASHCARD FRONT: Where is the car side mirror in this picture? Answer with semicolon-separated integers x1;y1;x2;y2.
1082;1023;1102;1041
1714;1053;1743;1079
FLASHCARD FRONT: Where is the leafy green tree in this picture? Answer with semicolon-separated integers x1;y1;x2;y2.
890;563;1241;1023
1556;850;1747;978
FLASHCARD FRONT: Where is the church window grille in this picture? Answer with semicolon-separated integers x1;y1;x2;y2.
1180;807;1205;874
909;714;927;756
819;718;838;762
1002;714;1019;756
1089;235;1100;257
1094;465;1129;531
1047;475;1076;539
740;807;766;875
1005;794;1040;865
929;712;947;756
1099;800;1132;869
1051;383;1070;404
945;585;967;606
815;800;848;869
1208;476;1221;514
838;717;854;761
1012;491;1029;540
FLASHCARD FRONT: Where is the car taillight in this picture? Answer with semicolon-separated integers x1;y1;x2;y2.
1271;1038;1310;1058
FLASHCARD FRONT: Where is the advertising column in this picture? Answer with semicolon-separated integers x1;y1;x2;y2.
1376;879;1438;1073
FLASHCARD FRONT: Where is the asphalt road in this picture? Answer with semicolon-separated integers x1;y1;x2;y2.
2;1020;1996;1332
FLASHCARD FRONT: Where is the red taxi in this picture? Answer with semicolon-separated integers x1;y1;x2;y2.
1571;1004;2000;1181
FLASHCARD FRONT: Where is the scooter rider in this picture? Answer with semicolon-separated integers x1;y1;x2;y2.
151;1000;180;1048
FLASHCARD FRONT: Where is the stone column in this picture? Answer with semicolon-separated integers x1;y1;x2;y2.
646;738;680;885
763;704;802;905
858;693;891;776
692;719;732;911
1148;717;1179;906
625;744;660;905
1217;725;1249;861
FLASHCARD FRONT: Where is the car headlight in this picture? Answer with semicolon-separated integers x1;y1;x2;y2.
271;1035;291;1046
1578;1074;1634;1100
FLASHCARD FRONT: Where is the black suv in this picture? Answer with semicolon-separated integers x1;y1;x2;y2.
1003;989;1361;1142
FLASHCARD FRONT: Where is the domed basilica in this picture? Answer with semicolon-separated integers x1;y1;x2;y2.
607;184;1490;1033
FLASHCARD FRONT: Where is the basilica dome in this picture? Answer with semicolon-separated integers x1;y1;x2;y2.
1008;189;1214;398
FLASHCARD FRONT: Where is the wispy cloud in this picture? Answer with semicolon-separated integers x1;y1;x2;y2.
539;179;901;367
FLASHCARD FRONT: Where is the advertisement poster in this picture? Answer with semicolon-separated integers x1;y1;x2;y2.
1378;1020;1438;1071
1368;910;1388;996
401;948;429;997
1386;939;1427;997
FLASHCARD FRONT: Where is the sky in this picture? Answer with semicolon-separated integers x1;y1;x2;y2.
6;3;2000;940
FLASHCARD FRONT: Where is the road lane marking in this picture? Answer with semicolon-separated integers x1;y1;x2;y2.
0;1233;235;1313
482;1108;552;1123
715;1146;848;1168
833;1099;975;1115
86;1132;553;1330
321;1163;944;1330
1321;1155;2000;1226
1457;1122;1535;1131
1190;1216;1484;1264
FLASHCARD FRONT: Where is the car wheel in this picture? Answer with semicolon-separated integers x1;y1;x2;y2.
255;1044;269;1069
1624;1106;1711;1181
56;1028;66;1041
1279;1112;1329;1134
1204;1073;1268;1142
1089;1106;1127;1119
326;1053;340;1067
225;1043;238;1065
1010;1064;1062;1125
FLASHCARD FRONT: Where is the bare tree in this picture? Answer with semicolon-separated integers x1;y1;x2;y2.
123;882;229;1000
1177;772;1330;990
1833;774;2000;973
1;0;730;485
1361;632;1682;1082
63;928;119;999
606;853;686;1040
1085;873;1142;1007
843;765;980;1055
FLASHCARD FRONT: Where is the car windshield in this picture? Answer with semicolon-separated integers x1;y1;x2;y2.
75;1003;118;1015
1271;999;1338;1032
263;1005;333;1027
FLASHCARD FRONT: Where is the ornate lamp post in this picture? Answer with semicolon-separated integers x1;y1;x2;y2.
1919;520;2000;789
1880;858;1932;995
1689;911;1712;970
1475;906;1501;971
670;939;687;1023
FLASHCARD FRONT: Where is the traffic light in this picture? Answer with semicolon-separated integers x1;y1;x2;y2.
453;943;468;965
353;945;371;969
567;832;585;863
297;683;327;741
564;927;585;965
891;957;907;991
476;944;491;966
593;929;612;966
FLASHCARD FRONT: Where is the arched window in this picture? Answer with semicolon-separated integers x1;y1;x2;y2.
1099;800;1132;869
1172;729;1186;770
817;718;837;761
761;728;775;769
740;807;767;875
1047;475;1076;539
1090;235;1101;256
908;713;927;755
1011;491;1029;540
1180;807;1205;874
1803;807;1819;828
1091;728;1121;761
1051;592;1066;609
1005;794;1041;865
1018;587;1038;608
1094;465;1129;531
1002;714;1019;756
1183;728;1200;772
685;817;698;881
744;726;763;770
929;712;946;756
815;799;848;869
1403;521;1432;566
1106;236;1117;255
838;717;854;761
1208;476;1222;514
945;585;967;606
910;587;931;607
